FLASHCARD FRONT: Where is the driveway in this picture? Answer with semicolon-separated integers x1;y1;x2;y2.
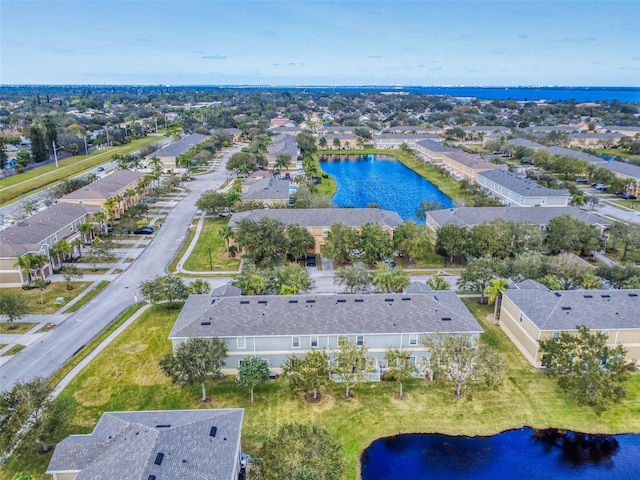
0;144;244;392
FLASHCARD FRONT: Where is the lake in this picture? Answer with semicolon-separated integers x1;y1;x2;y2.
318;154;454;222
360;427;640;480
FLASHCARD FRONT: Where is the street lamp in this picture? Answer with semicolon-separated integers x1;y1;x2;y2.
207;244;213;271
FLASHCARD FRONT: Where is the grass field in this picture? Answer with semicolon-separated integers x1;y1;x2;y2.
0;136;166;206
182;217;241;272
0;322;38;334
592;147;640;164
2;298;638;480
1;281;92;314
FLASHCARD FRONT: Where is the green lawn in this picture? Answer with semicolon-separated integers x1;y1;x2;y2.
1;282;92;314
0;322;38;334
1;345;26;356
591;147;640;164
0;136;166;206
182;218;241;272
3;299;639;480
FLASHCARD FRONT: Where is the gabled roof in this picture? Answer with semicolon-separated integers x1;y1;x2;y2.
0;203;98;257
47;409;243;480
169;292;483;340
229;208;403;229
415;139;456;152
477;170;570;198
508;138;546;150
242;177;290;201
426;206;609;230
503;289;640;331
445;151;504;170
60;171;145;201
153;133;209;158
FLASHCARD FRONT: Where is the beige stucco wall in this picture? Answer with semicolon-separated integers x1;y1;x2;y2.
50;472;78;480
499;295;542;366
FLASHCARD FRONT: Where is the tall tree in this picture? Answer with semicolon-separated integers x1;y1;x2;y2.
372;262;410;293
427;275;450;291
332;336;371;398
415;200;443;221
323;223;360;265
435;224;469;264
358;222;393;265
139;274;189;307
457;256;502;304
28;125;48;163
393;221;434;263
237;356;270;403
484;278;509;322
286;224;315;261
540;326;633;415
283;350;331;401
0;293;28;330
385;348;418;399
188;279;211;295
234;218;289;268
276;262;314;294
334;264;372;293
251;424;344;480
232;263;268;295
159;338;228;402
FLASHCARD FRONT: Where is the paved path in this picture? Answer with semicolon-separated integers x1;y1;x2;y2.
0;144;244;392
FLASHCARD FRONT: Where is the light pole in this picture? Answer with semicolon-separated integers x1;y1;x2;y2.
207;244;213;271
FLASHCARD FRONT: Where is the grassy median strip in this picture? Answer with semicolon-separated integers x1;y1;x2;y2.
182;217;241;272
3;298;638;480
64;280;110;313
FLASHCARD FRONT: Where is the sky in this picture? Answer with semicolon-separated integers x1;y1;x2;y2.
1;0;639;86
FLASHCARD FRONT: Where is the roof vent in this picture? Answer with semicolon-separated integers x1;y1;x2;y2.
441;317;452;321
433;295;439;301
156;424;171;428
629;293;638;298
211;299;216;304
240;300;250;304
554;292;562;297
154;453;164;465
355;298;364;303
148;476;156;480
385;298;394;302
200;321;211;326
258;300;267;304
583;294;593;298
601;294;611;298
401;297;411;301
210;426;217;437
289;299;298;303
561;306;571;311
337;299;346;303
306;299;316;303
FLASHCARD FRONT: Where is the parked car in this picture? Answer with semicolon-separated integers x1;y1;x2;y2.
306;254;317;267
97;166;105;172
594;184;608;191
574;177;588;183
133;226;154;235
622;193;637;200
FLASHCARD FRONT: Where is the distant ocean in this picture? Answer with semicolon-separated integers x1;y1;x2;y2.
294;86;640;103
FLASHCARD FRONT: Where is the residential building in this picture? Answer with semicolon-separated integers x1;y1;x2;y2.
241;176;292;206
442;151;506;183
568;133;622;148
46;409;244;480
147;133;209;170
476;170;570;207
59;170;149;220
319;133;361;150
266;134;299;169
229;207;403;253
373;133;442;149
169;292;483;377
413;139;457;164
426;206;609;233
0;203;98;286
507;138;547;150
499;285;640;367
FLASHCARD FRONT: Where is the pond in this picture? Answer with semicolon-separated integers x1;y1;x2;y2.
318;154;454;222
360;427;640;480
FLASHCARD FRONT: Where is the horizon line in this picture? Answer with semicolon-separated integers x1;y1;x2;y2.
1;84;639;89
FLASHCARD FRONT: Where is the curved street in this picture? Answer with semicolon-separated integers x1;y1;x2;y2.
0;144;244;392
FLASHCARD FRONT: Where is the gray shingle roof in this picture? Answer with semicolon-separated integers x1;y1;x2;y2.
503;289;640;331
154;133;209;158
477;170;570;198
169;292;483;340
546;146;602;163
47;409;244;480
415;139;456;152
0;203;99;257
508;138;546;149
242;177;291;201
60;171;145;201
445;151;502;170
228;208;403;229
426;206;609;230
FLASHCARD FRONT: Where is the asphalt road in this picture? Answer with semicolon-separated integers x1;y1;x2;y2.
0;144;244;392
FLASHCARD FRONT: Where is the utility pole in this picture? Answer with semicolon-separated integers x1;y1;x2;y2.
52;140;59;168
84;134;88;155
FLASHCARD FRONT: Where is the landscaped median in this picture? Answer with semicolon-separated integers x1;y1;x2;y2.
1;298;638;480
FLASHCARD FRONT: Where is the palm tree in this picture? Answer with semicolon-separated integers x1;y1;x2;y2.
78;222;94;243
275;154;291;172
93;211;107;234
484;278;509;323
14;254;34;284
71;237;85;258
55;239;72;263
103;197;117;227
218;225;234;253
427;276;450;290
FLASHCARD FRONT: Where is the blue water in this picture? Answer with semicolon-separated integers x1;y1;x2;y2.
361;428;640;480
299;86;640;102
318;154;454;222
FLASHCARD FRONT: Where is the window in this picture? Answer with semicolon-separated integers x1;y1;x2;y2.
357;335;364;346
409;334;418;346
601;330;609;338
292;336;300;348
519;312;524;324
237;337;246;349
310;336;319;348
409;356;417;367
553;332;560;342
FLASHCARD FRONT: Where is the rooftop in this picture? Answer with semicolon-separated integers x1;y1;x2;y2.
477;170;570;198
